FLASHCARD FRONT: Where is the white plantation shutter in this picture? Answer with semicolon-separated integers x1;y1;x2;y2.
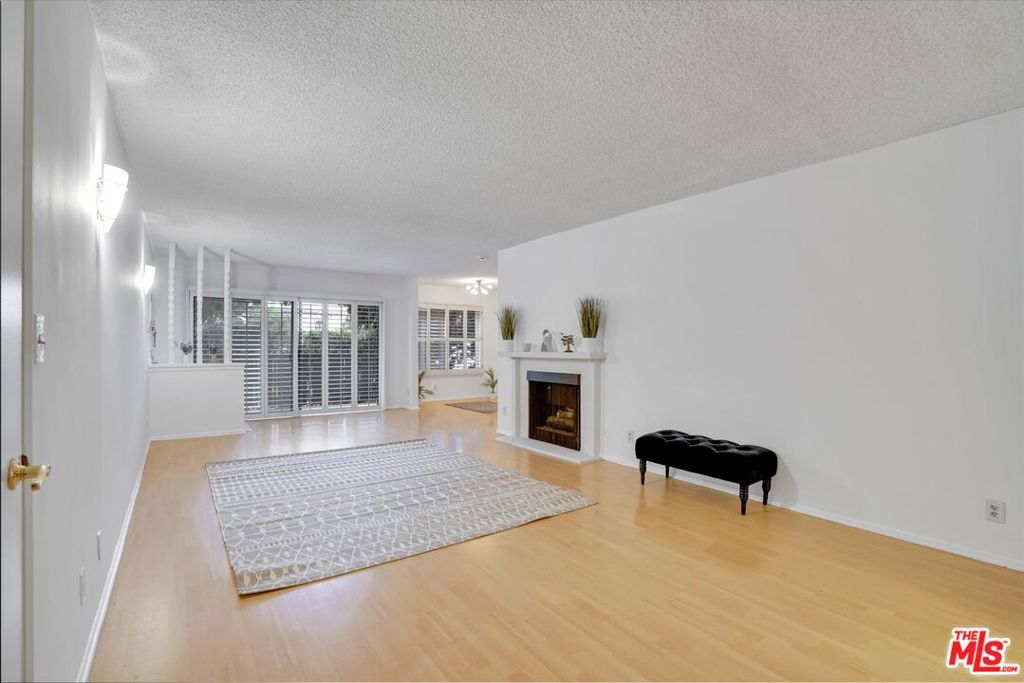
192;296;224;363
326;303;353;409
417;308;429;371
189;293;380;418
356;304;381;406
231;298;262;415
467;309;482;369
298;300;324;411
428;306;446;370
418;304;482;375
266;299;294;413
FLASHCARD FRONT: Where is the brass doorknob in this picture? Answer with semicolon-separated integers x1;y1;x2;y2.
7;455;50;491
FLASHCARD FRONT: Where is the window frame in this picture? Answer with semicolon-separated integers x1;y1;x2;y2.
418;303;484;377
187;286;385;418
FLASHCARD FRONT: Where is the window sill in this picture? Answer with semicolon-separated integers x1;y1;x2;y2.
423;370;486;377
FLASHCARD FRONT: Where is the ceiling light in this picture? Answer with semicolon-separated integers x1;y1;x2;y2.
466;279;492;296
97;163;129;232
141;264;156;294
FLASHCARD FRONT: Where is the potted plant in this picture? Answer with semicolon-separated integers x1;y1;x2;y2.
417;370;434;401
496;304;519;353
482;368;498;395
576;296;603;353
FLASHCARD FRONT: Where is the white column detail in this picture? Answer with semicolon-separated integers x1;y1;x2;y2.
196;246;204;364
223;248;231;363
167;242;176;362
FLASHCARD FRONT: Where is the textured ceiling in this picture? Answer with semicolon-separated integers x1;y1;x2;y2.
90;0;1023;277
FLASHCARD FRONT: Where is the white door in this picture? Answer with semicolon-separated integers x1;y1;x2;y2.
1;2;27;680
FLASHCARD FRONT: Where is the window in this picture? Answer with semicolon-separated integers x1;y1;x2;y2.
418;304;482;374
231;298;262;415
190;291;382;417
191;296;224;363
265;299;294;414
298;300;324;411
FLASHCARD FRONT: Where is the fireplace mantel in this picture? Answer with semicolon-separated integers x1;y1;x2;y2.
499;351;606;361
496;351;604;464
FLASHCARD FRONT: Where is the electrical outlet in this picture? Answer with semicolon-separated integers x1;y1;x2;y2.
986;499;1005;523
96;530;103;562
627;430;635;442
502;405;508;415
79;567;86;605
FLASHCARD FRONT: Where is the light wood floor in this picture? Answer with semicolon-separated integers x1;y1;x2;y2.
90;403;1023;682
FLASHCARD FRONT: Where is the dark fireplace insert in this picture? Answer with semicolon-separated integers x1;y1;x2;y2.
527;371;581;451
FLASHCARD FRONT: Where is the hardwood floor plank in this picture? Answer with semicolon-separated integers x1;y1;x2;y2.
89;404;1024;681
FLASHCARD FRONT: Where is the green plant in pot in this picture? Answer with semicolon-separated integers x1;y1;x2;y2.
482;368;498;394
496;304;519;353
576;296;604;353
417;370;434;401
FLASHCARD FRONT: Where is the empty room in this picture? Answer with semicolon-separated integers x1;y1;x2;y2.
1;1;1022;682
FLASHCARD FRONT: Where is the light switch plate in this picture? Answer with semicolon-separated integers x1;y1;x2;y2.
34;314;45;364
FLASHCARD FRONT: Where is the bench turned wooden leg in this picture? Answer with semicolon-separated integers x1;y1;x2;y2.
762;477;771;505
665;465;670;478
639;459;646;485
739;484;748;515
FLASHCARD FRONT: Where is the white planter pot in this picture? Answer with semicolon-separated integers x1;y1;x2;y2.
578;336;603;353
499;339;515;353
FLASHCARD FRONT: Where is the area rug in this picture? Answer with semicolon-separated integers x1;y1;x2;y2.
206;439;594;594
445;400;498;414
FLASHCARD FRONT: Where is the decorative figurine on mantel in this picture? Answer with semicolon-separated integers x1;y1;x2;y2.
560;333;575;353
541;329;555;352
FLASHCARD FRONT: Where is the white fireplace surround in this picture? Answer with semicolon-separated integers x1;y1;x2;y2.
496;351;605;464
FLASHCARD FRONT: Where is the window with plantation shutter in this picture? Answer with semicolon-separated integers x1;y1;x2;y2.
356;304;381;406
191;296;224;363
418;304;483;375
326;303;352;409
266;299;294;413
190;291;381;418
231;298;262;415
298;300;324;411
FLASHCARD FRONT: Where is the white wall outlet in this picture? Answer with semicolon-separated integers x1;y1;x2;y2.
986;499;1005;523
96;530;103;561
79;567;86;605
627;430;635;442
502;405;508;415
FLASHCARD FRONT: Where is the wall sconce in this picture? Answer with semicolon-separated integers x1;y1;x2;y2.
97;163;129;232
141;264;155;294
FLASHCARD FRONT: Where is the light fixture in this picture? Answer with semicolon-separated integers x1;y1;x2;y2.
141;264;155;294
97;163;129;232
466;279;492;296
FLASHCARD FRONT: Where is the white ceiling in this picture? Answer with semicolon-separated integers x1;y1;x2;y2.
90;0;1023;278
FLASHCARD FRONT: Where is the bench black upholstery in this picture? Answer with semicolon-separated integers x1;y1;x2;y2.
635;430;778;515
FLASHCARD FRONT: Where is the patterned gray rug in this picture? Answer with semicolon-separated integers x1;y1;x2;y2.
206;439;594;594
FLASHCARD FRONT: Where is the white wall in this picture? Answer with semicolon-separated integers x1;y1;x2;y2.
498;110;1023;569
149;365;245;439
27;2;153;680
151;257;418;409
418;283;499;401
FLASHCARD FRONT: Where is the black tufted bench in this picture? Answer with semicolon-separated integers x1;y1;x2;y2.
635;430;778;515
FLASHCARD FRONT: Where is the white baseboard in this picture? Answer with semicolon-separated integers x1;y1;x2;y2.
151;428;245;441
77;438;151;682
601;453;1023;572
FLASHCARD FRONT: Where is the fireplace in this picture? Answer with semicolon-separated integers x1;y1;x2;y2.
528;371;581;451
